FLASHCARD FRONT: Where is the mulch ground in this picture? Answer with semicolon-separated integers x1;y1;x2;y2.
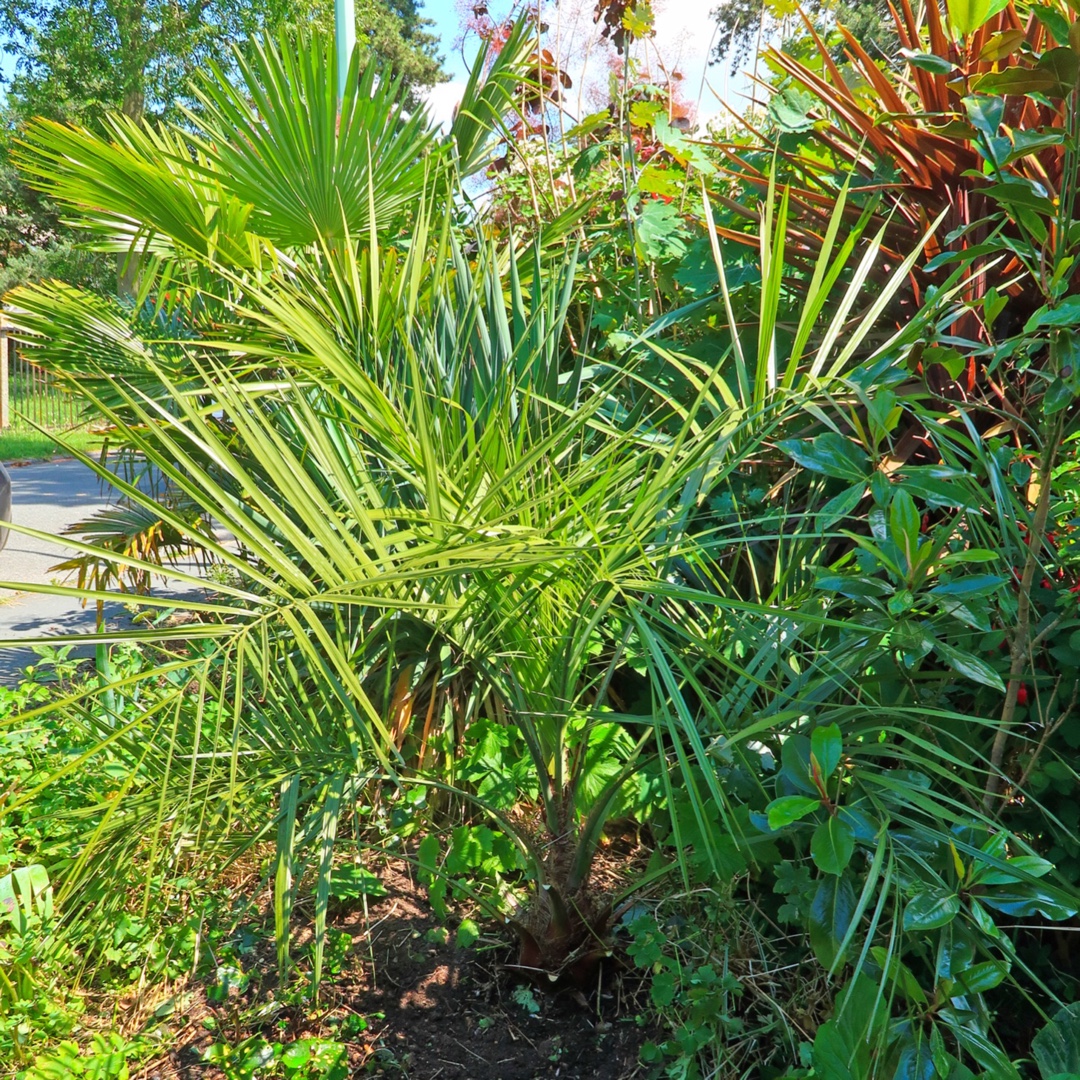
142;862;651;1080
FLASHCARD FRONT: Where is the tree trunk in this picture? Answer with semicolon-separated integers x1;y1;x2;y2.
122;86;146;121
105;0;149;292
105;0;149;122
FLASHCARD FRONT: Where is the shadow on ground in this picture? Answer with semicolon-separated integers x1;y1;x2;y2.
152;863;649;1080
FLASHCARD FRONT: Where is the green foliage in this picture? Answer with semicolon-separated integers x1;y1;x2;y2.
0;650;249;1068
327;863;386;902
19;1033;145;1080
203;1036;347;1080
510;985;541;1016
630;910;747;1077
417;825;524;921
0;863;53;1025
0;241;114;298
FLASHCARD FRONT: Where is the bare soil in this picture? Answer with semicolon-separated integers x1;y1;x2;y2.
146;862;650;1080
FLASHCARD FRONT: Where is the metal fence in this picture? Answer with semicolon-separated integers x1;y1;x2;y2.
0;315;82;431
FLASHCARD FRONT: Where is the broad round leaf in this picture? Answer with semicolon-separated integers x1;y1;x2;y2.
903;890;961;931
812;817;856;875
809;875;857;968
767;794;823;830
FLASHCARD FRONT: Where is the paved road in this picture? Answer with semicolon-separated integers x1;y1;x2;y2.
0;458;207;685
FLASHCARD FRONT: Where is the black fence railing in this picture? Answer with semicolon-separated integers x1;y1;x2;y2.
0;318;83;431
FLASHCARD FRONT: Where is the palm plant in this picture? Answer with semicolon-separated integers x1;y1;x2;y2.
1;26;969;1002
2;203;751;967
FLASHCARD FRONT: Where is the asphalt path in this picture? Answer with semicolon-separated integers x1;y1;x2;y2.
0;457;208;685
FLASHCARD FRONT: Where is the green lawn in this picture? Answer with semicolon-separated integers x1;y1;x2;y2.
0;427;104;463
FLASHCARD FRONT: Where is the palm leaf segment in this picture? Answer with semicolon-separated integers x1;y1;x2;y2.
13;21;537;269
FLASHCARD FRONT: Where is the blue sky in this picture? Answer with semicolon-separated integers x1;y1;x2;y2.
424;1;473;81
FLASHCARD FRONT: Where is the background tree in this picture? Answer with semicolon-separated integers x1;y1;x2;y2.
709;0;899;71
0;0;445;124
0;0;446;293
348;0;445;102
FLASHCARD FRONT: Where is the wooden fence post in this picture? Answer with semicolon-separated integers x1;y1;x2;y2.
0;313;8;431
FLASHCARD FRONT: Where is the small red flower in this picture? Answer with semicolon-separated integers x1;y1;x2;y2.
1016;684;1029;706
